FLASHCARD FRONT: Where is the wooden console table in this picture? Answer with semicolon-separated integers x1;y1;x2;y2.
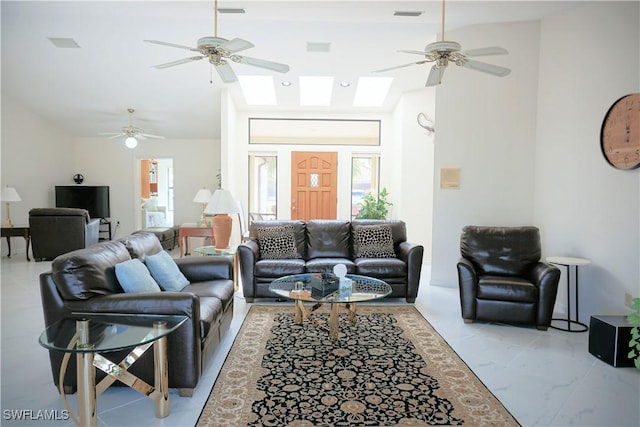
178;223;214;257
1;226;30;261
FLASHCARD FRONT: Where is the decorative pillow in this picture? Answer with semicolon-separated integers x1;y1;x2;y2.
144;250;190;291
115;259;161;293
353;224;396;258
256;224;301;259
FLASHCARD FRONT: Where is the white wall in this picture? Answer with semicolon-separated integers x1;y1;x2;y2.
431;20;541;286
73;136;220;237
534;2;640;319
1;96;74;256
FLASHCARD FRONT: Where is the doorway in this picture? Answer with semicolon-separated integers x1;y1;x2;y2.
139;158;174;229
290;151;338;220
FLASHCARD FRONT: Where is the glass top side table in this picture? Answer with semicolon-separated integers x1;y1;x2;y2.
39;313;187;427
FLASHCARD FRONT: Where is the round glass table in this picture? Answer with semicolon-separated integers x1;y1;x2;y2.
39;313;187;427
269;273;391;338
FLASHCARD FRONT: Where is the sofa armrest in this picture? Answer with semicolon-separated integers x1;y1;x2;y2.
65;292;200;317
238;240;259;300
397;241;424;302
530;262;561;327
174;256;233;282
457;257;478;320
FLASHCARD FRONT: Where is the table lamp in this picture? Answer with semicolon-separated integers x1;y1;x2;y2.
192;188;213;227
1;186;21;228
204;189;238;250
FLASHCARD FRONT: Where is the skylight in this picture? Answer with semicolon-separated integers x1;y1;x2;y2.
299;76;334;106
353;76;394;107
238;76;277;105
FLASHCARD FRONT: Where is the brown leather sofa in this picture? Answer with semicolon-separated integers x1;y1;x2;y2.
456;225;561;330
39;232;234;397
238;219;424;303
29;208;100;261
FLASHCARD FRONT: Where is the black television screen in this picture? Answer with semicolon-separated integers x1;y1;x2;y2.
55;186;110;219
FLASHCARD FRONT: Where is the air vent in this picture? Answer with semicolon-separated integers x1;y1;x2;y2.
217;8;246;14
393;11;423;17
306;42;331;53
48;37;80;48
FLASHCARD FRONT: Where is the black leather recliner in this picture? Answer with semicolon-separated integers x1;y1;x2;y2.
456;225;561;330
29;208;100;261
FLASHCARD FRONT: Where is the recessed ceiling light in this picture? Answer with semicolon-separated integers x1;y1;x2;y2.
340;82;351;88
353;76;393;107
300;76;333;106
281;81;292;87
48;37;80;48
393;11;423;17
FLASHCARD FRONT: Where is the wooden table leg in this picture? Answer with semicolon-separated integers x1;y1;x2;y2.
329;303;339;338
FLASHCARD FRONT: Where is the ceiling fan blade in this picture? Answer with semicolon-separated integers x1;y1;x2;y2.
463;46;509;57
100;133;125;140
372;60;429;73
140;133;166;140
399;49;429;56
153;56;204;69
218;38;254;53
233;56;290;73
460;59;511;77
426;65;446;86
216;63;238;83
144;39;198;51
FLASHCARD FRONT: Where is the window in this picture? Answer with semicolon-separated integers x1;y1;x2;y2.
248;155;277;222
351;156;380;219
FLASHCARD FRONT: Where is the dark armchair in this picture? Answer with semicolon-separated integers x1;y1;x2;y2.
29;208;100;261
456;226;561;330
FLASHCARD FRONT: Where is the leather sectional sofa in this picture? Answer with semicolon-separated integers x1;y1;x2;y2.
39;232;234;397
238;219;424;303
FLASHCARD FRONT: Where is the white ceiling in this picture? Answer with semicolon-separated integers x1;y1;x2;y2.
1;1;581;140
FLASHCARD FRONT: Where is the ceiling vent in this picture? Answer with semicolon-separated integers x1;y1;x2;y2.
393;11;424;17
48;37;80;48
306;42;331;53
217;8;246;14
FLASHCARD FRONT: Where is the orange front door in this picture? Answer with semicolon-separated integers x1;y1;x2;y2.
291;151;338;220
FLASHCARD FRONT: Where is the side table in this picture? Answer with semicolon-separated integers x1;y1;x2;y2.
178;223;214;257
39;313;187;427
194;245;238;290
546;256;591;332
1;226;30;261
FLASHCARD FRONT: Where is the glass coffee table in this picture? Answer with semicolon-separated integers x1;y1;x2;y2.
39;313;187;427
269;273;391;338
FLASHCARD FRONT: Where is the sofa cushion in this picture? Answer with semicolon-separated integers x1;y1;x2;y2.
352;223;396;258
182;280;235;312
115;259;162;293
477;275;538;302
256;224;302;259
198;297;223;340
145;250;190;291
118;232;164;262
52;240;132;300
306;220;351;259
306;258;356;274
355;257;406;278
254;258;306;278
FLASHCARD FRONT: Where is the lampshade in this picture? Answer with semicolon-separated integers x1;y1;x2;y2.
192;188;213;204
125;136;138;148
1;186;21;202
204;189;238;215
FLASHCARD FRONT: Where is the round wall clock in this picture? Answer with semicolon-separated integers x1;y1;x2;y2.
600;93;640;170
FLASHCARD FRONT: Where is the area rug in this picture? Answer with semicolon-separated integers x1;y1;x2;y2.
197;305;519;427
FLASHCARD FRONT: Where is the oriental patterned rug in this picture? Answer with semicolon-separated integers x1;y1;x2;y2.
197;305;519;427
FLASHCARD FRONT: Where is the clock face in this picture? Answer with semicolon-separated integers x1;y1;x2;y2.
600;93;640;170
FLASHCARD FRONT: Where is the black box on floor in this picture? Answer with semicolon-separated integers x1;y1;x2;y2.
588;315;634;367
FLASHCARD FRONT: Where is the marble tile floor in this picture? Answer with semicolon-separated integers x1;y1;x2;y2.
1;251;638;427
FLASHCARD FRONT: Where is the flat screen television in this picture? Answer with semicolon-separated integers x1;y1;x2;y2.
55;185;110;219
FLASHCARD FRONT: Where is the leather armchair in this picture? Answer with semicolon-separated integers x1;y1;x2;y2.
29;208;100;261
456;226;560;330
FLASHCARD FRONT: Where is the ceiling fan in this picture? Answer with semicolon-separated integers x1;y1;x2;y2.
99;108;165;148
144;0;290;83
374;0;511;86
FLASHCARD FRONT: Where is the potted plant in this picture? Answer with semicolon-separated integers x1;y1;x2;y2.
628;297;640;369
355;187;392;219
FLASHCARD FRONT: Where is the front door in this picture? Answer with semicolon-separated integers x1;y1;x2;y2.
291;151;337;220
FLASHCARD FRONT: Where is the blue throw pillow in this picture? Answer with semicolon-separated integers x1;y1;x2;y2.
145;250;190;291
115;259;161;293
